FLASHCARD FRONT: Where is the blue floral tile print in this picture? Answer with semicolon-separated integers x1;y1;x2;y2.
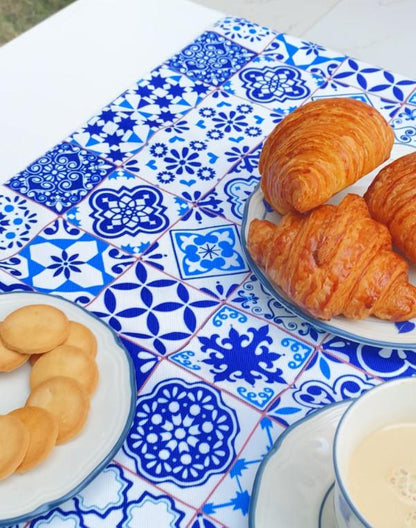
30;462;195;527
191;514;224;528
214;16;276;53
144;213;249;300
332;58;416;103
8;218;134;305
262;33;346;79
391;105;416;148
223;55;323;114
200;143;261;223
229;275;326;345
128;90;275;197
202;417;284;525
407;89;416;106
0;269;33;293
322;335;416;381
268;351;379;427
166;31;256;86
170;305;315;410
0;188;57;258
123;377;240;489
170;224;247;279
6;142;115;214
65;170;190;256
70;66;211;164
309;80;402;120
88;261;219;355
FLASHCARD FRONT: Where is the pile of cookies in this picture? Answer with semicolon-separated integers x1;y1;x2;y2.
0;303;98;480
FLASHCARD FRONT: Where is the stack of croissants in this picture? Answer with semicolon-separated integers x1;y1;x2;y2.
247;97;416;322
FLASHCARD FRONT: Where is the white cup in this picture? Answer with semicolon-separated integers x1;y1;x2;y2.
333;376;416;527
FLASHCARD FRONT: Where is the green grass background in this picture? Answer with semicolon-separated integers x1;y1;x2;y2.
0;0;74;45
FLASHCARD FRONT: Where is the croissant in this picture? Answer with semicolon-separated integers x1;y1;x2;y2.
259;98;394;215
247;194;416;321
365;152;416;266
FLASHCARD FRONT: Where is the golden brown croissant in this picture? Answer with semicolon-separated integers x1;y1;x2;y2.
365;152;416;266
259;98;394;215
247;194;416;321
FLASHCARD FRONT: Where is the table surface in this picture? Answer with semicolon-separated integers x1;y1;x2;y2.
0;1;416;527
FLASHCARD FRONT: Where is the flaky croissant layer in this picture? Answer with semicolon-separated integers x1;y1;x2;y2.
247;194;416;321
260;98;394;215
365;151;416;266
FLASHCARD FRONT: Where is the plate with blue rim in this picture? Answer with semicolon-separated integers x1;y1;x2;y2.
0;291;136;526
241;145;416;349
249;400;352;528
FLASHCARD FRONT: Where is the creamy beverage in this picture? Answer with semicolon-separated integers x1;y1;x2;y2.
348;423;416;527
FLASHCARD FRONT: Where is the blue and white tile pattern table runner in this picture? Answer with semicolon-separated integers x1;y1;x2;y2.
3;16;416;528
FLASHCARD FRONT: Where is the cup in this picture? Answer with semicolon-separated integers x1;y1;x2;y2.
333;376;416;528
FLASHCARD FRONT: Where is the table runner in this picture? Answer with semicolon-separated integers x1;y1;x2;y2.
2;15;416;528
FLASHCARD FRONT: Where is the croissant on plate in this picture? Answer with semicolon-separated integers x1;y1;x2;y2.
247;194;416;321
259;98;394;215
365;152;416;266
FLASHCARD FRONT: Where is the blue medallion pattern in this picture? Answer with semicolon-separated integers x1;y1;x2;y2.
3;14;416;528
6;142;114;214
89;185;168;238
167;31;256;86
123;378;240;487
239;64;311;103
170;224;248;279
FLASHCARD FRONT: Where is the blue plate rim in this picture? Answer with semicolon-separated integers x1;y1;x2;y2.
248;399;351;528
241;184;416;349
0;291;137;527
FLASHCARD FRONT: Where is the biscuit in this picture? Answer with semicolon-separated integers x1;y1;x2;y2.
9;406;59;473
30;345;99;396
0;414;30;479
0;333;30;372
26;376;90;445
65;321;97;358
1;304;69;355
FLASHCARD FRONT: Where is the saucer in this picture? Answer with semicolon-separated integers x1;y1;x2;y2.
249;400;351;528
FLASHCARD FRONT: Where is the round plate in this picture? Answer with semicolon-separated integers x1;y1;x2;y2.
0;292;136;526
241;144;416;349
249;400;351;528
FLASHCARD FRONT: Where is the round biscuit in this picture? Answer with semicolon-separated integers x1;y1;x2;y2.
0;334;29;372
64;321;97;358
30;345;99;396
0;414;30;479
9;406;59;473
1;304;69;354
26;376;90;444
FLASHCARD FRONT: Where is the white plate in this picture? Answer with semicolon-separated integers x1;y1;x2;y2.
249;400;351;528
0;292;136;525
241;143;416;348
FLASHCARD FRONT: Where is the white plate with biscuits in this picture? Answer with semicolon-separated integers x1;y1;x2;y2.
242;142;416;349
0;292;136;525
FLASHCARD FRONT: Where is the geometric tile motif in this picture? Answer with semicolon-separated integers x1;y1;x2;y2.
262;32;346;79
214;16;276;52
6;142;115;214
8;218;134;305
122;377;240;487
0;188;56;258
169;305;314;410
166;31;257;86
170;224;248;280
391;105;416;147
332;57;416;103
70;66;211;164
88;261;219;355
65;170;189;256
267;350;380;427
224;55;323;115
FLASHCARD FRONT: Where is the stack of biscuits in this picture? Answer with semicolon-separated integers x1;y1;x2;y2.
0;304;98;480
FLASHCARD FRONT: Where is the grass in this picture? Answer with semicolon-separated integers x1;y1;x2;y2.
0;0;74;46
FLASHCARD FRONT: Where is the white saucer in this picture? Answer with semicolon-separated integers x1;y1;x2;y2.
249;400;351;528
